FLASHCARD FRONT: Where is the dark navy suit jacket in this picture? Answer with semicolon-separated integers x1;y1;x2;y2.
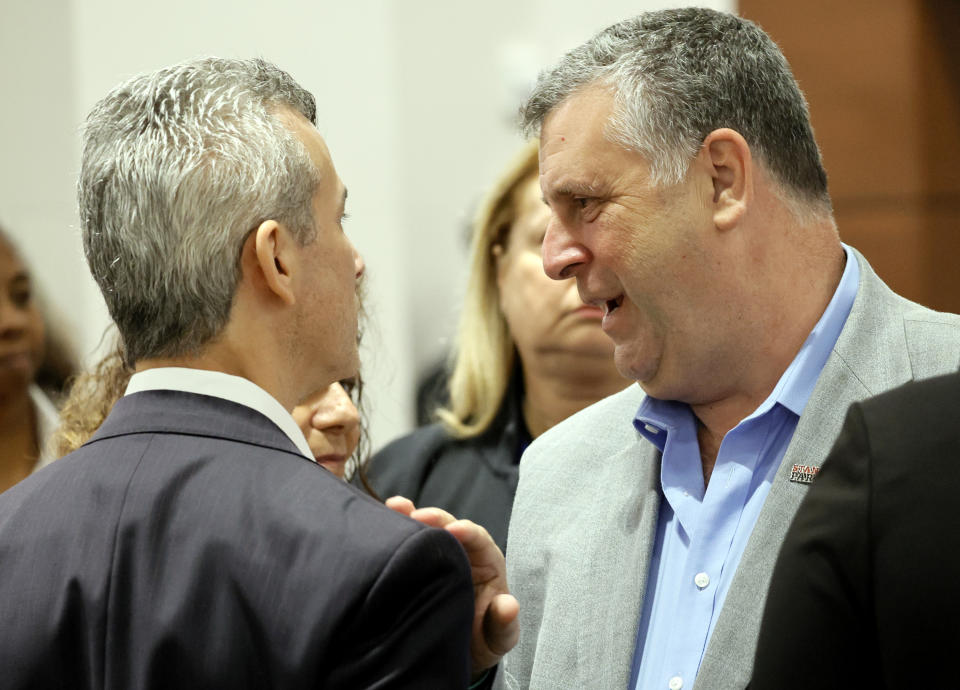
0;390;474;689
750;371;960;689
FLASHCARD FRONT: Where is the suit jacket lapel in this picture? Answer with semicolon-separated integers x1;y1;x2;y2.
574;435;662;688
503;384;662;689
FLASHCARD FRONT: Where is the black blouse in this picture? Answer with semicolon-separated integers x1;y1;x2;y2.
366;372;529;553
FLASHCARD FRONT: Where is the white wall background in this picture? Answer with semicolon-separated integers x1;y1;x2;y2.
0;0;731;450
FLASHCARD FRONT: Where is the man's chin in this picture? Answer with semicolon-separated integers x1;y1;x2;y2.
614;347;654;383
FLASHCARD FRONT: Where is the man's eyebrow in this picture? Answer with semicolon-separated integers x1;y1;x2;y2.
340;187;348;211
548;181;604;200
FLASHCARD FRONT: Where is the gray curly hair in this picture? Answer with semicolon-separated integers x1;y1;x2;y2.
521;8;831;214
79;57;320;364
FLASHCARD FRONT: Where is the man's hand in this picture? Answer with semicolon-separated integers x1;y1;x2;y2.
386;496;519;676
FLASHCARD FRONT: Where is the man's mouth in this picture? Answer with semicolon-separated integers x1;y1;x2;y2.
604;295;624;317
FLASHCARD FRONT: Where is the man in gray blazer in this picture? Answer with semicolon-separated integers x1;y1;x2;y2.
432;8;960;690
0;58;477;688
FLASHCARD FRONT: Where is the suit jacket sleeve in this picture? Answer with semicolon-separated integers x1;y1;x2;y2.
749;403;883;689
326;525;475;688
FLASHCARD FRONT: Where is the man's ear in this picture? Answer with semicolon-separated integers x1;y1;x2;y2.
251;219;297;306
699;128;753;231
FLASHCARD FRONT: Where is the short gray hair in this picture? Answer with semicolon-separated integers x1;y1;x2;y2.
521;8;830;212
79;57;321;364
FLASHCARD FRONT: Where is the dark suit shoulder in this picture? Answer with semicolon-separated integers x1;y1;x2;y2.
857;372;960;688
753;372;960;689
857;370;960;432
326;523;474;687
0;421;473;689
853;371;960;493
123;428;448;574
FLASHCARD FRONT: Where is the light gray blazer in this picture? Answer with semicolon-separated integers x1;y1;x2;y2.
498;250;960;690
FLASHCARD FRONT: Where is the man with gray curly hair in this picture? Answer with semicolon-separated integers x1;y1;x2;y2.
423;8;960;690
0;57;477;688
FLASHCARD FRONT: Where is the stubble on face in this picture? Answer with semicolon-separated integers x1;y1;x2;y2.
538;87;729;403
537;89;671;387
278;110;363;397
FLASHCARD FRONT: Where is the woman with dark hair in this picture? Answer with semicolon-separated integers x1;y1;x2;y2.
0;228;76;491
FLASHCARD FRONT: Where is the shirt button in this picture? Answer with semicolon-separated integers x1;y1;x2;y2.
668;676;683;690
694;572;710;589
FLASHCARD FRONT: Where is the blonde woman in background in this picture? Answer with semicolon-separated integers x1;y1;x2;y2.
368;141;628;550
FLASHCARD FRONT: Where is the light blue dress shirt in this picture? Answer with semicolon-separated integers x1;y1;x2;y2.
629;245;859;690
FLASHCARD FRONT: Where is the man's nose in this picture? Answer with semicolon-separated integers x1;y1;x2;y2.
541;216;590;281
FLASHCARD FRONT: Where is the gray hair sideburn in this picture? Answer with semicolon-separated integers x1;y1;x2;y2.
521;8;831;213
79;57;320;364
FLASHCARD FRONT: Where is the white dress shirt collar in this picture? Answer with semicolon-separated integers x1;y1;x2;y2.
124;367;314;461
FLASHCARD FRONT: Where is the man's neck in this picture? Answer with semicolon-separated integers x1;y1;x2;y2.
136;354;242;381
690;238;847;484
136;345;294;409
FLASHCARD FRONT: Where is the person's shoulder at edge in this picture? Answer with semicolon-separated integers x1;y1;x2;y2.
858;369;960;427
4;421;473;599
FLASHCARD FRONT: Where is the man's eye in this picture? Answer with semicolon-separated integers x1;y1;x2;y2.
573;197;603;220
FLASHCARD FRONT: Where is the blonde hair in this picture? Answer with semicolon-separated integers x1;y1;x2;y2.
436;140;539;438
53;335;132;457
